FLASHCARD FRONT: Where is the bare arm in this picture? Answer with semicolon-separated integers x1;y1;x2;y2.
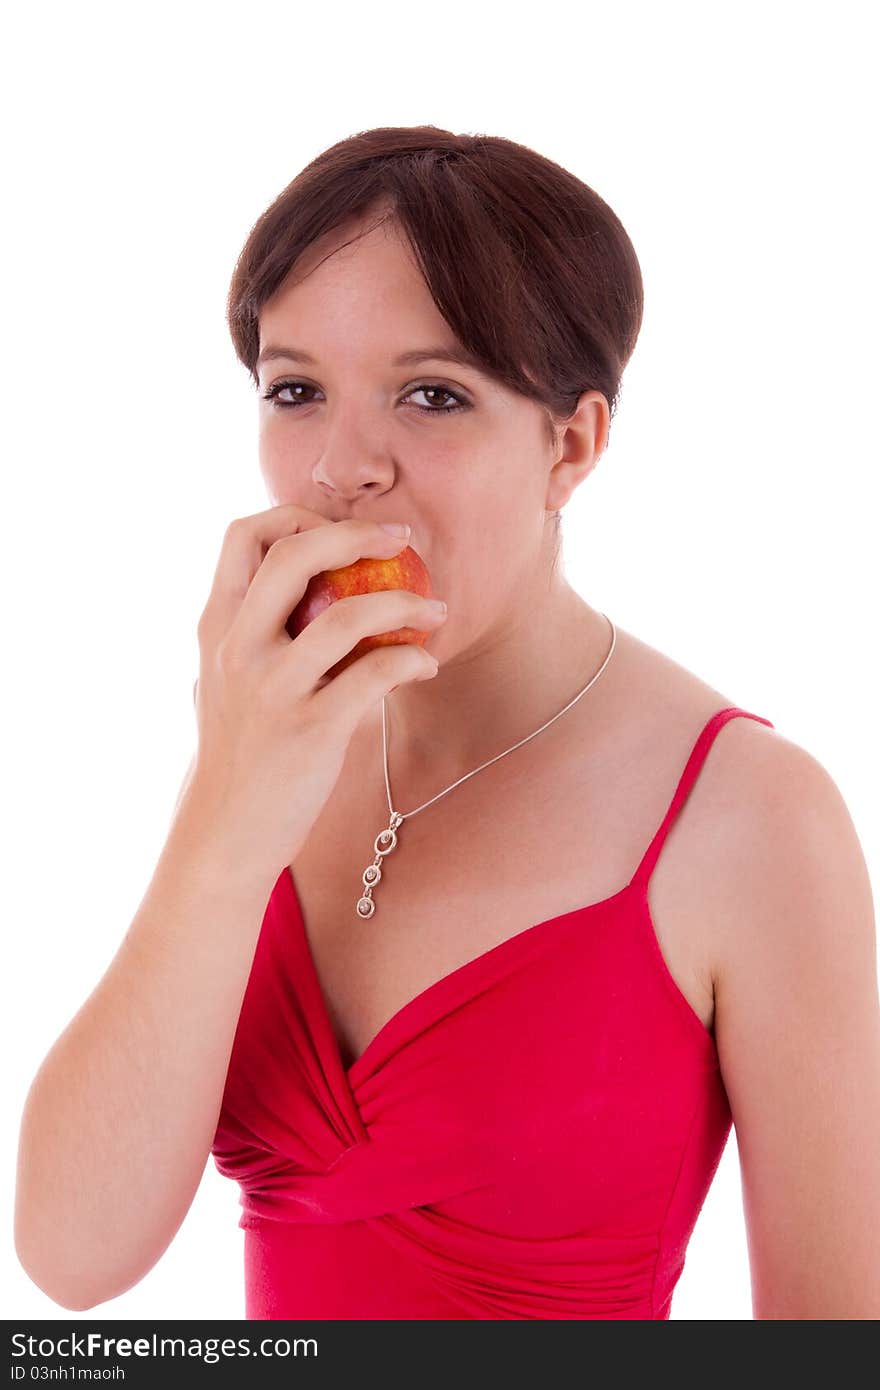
14;505;444;1312
13;784;279;1312
711;731;880;1318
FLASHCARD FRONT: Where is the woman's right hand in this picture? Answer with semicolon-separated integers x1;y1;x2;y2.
184;503;447;876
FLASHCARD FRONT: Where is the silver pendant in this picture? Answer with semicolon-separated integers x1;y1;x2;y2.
356;810;404;919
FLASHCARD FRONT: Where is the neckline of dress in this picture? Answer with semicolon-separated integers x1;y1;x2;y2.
281;863;639;1081
276;703;759;1080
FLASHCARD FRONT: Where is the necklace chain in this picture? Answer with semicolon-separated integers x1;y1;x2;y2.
354;613;617;920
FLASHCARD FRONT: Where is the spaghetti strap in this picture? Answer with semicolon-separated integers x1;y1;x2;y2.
630;705;775;889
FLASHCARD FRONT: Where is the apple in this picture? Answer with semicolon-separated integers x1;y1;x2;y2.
286;543;436;681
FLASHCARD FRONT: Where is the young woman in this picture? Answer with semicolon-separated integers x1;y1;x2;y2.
15;126;880;1320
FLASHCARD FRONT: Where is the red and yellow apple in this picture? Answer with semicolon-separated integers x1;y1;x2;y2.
286;544;436;681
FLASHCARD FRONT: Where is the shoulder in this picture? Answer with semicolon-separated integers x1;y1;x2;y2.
591;625;873;985
668;706;875;999
610;627;857;877
697;718;875;983
610;623;875;990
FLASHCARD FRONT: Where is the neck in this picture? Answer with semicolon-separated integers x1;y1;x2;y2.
353;578;615;796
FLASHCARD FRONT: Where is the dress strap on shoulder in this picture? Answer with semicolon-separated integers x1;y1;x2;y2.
629;705;775;890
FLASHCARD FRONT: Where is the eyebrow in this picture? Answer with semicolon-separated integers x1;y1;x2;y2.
256;344;483;372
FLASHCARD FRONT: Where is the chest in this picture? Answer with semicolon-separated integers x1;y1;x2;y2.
287;717;716;1073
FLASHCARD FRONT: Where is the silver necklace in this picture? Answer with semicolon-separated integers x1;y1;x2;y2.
354;613;617;919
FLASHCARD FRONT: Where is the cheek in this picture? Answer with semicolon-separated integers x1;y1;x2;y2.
258;453;283;504
422;540;497;611
259;418;285;461
259;428;308;499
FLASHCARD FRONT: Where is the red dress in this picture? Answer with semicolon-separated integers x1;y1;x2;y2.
211;705;774;1318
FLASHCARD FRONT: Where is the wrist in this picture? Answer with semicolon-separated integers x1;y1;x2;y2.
166;781;281;902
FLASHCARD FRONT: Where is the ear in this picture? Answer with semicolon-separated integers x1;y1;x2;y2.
544;390;610;512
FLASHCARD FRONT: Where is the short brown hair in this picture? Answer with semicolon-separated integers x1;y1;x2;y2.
227;125;643;461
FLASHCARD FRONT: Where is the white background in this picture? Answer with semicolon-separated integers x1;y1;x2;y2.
3;0;877;1323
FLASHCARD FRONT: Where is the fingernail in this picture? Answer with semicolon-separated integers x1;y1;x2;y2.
380;522;411;537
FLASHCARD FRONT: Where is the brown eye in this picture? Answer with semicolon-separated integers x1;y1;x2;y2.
406;384;469;413
261;381;317;407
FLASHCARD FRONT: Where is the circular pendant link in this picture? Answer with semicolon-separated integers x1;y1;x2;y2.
374;827;397;856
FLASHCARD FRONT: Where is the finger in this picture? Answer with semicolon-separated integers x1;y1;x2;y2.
313;640;439;738
199;502;333;649
227;519;411;657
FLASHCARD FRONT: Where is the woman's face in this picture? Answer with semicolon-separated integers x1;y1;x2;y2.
255;212;581;664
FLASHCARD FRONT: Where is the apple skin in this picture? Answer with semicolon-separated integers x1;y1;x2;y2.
286;544;435;681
